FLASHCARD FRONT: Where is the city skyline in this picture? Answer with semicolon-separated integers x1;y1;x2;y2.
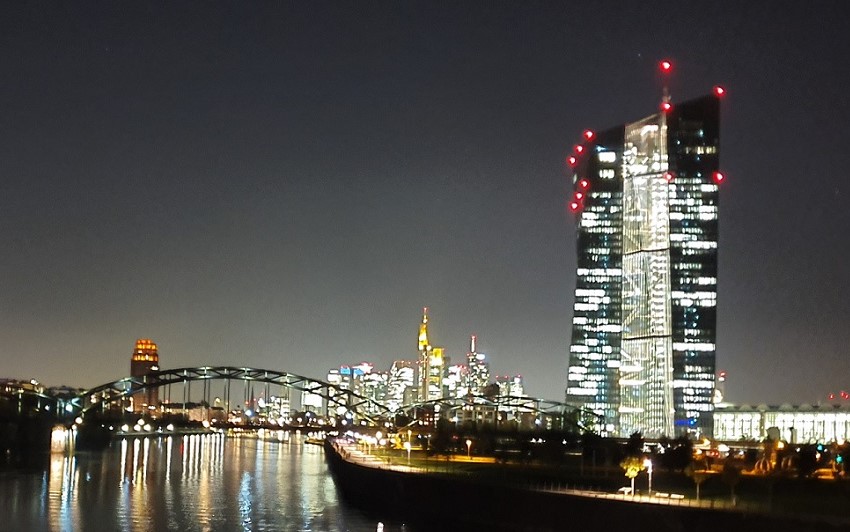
2;3;849;406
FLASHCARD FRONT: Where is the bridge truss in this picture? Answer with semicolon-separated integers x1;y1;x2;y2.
67;366;393;422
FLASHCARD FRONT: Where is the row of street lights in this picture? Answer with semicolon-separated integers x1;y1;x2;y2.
358;431;474;465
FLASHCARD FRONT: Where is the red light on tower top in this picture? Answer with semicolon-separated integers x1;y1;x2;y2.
578;178;590;189
574;144;584;154
569;201;580;212
583;129;595;141
660;60;673;73
713;171;726;184
574;191;584;200
713;85;726;97
663;171;675;183
567;156;577;167
661;101;673;113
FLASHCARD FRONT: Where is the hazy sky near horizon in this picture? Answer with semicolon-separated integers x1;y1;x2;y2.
2;1;848;405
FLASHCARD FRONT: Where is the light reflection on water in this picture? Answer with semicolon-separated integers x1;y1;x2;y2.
0;434;406;532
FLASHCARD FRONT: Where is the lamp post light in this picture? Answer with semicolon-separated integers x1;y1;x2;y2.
466;439;472;459
643;458;653;496
404;441;412;465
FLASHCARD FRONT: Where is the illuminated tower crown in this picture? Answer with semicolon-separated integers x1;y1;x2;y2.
130;338;160;411
418;307;430;352
132;339;159;364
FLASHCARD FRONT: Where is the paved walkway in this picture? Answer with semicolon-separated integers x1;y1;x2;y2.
331;438;754;512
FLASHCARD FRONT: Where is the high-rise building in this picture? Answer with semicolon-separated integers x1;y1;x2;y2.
387;360;416;411
446;363;468;398
130;338;160;411
466;335;491;394
417;308;447;402
565;72;723;438
495;375;525;398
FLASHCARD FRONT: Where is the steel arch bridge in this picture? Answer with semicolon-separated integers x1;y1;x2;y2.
66;366;393;422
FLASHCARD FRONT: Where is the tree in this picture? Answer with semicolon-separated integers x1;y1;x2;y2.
620;455;645;495
721;457;743;506
661;435;694;472
427;418;452;457
624;431;644;457
796;444;819;478
684;459;711;501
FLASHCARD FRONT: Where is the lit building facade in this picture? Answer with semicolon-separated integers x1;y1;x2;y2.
417;308;447;402
387;360;416;411
495;375;525;398
446;363;468;398
714;403;850;444
466;335;491;395
130;338;160;411
565;90;723;438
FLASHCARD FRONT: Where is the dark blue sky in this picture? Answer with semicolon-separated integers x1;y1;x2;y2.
2;1;848;404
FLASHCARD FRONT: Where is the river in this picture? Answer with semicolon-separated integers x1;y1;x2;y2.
0;432;408;531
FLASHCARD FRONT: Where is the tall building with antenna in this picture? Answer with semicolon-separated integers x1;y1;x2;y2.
417;308;447;402
565;61;725;438
466;335;490;394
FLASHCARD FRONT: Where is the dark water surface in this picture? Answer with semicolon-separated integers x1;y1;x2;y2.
0;433;407;531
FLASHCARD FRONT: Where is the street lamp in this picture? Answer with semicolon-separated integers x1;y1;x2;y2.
643;458;653;496
404;441;412;465
466;439;472;459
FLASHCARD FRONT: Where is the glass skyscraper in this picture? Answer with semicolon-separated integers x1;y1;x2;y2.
565;93;722;438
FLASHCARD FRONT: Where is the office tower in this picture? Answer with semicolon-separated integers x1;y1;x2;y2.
446;363;468;398
565;70;723;438
495;375;525;398
130;338;160;411
466;335;491;394
387;360;416;411
417;308;446;402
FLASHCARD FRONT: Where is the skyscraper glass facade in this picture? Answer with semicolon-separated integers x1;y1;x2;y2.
565;95;720;438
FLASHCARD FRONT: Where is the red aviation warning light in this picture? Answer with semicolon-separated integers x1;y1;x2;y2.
583;130;595;141
567;156;577;167
569;201;580;212
574;144;584;154
661;101;673;113
660;60;673;73
578;178;590;189
663;171;675;183
713;171;726;184
574;191;584;200
713;85;726;97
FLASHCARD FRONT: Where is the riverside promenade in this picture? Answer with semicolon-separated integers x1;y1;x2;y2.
325;438;850;532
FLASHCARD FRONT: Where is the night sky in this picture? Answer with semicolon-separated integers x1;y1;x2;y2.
2;1;848;405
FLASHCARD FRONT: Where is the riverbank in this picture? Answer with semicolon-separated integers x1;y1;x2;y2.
325;438;850;531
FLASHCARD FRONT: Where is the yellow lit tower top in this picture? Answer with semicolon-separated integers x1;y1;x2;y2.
130;338;160;411
418;307;430;352
131;338;160;378
132;339;159;364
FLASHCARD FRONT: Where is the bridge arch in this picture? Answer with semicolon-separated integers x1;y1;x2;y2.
69;366;392;422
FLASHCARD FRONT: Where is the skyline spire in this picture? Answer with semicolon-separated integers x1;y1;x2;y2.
418;307;429;352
